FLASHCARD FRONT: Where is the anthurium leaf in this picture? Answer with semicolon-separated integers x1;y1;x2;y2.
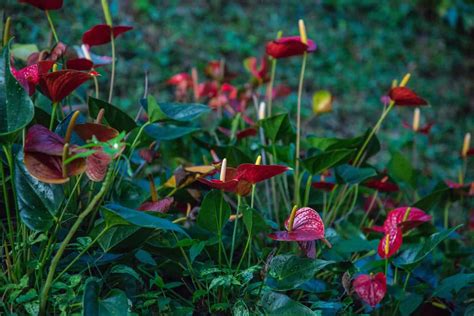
55;111;87;145
393;224;462;270
101;204;187;236
197;190;231;234
83;278;101;316
388;150;415;187
98;225;141;252
267;255;334;290
15;151;64;231
302;149;355;175
399;293;423;316
335;164;376;184
262;292;319;315
110;264;143;284
259;113;294;142
98;289;130;316
242;206;269;236
0;42;35;136
432;273;474;300
143;95;209;122
213;146;252;166
88;97;137;132
144;124;200;141
414;182;468;211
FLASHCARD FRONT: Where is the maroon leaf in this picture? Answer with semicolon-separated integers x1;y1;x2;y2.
363;177;399;192
138;197;174;213
388;87;428;106
265;36;317;59
66;58;94;71
82;24;133;47
74;123;119;142
85;150;111;182
312;181;336;192
19;0;63;10
39;70;92;103
353;273;387;307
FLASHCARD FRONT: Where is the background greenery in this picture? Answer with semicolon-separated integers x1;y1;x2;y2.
4;0;474;179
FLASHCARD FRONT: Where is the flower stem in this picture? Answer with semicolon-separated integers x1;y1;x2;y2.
229;195;242;267
39;167;114;315
44;11;59;44
49;102;58;130
108;34;116;103
294;52;307;205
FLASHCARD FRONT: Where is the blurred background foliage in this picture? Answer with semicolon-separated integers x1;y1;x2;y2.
3;0;474;180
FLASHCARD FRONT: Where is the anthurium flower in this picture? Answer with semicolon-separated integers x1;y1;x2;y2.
39;69;93;103
74;122;122;182
27;42;67;65
198;162;288;196
204;60;235;81
265;36;317;59
167;73;192;86
402;121;433;134
353;273;387;308
23;125;86;184
311;181;336;192
268;207;330;258
363;176;399;193
66;58;94;71
82;24;133;47
12;60;54;95
197;82;218;99
138;197;174;213
272;84;292;99
218;127;257;140
244;56;269;84
19;0;63;10
375;207;431;258
388;87;428;106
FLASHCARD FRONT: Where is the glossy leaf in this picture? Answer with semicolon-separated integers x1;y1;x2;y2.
143;95;209;122
15;151;64;231
388;151;415;187
88;97;137;132
302;149;355;175
261;292;318;315
335;164;376;184
0;44;35;136
144;124;200;141
197;190;231;234
259;113;294;142
433;273;474;300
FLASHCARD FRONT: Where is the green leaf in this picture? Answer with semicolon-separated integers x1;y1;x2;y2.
335;164;376;184
88;97;137;132
135;249;157;266
432;273;474;299
102;204;187;236
393;224;462;270
242;206;269;236
302;149;355;175
399;293;423;316
83;278;100;316
197;190;231;234
110;264;143;284
15;152;64;231
98;225;141;252
145;95;209;122
0;42;35;136
189;241;206;262
262;292;320;316
267;255;334;290
388;151;415;187
144;124;200;141
259;113;294;142
83;278;131;316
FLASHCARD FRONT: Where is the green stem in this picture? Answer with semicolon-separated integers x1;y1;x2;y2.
39;167;114;315
267;58;277;117
45;11;59;44
250;184;256;209
229;195;242;267
0;159;15;269
49;102;58;130
443;201;450;229
108;33;116;103
303;172;312;206
294;52;307;205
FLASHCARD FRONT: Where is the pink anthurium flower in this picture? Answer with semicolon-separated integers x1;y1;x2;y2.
198;161;288;196
19;0;63;10
138;197;174;213
265;36;317;59
388;87;428;106
82;25;133;47
12;60;54;95
23;125;86;184
74;122;123;182
268;207;330;258
353;273;387;308
39;69;94;103
363;176;399;193
376;207;432;258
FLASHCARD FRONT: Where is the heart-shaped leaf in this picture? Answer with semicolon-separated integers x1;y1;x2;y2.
302;149;355;175
143;95;209;122
88;97;137;132
144;124;200;141
197;190;231;234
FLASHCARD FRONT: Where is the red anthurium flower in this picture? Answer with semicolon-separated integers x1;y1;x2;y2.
23;125;86;184
39;69;93;103
66;58;94;71
138;197;174;213
218;127;258;140
375;207;431;258
82;24;133;47
353;273;387;308
388;87;428;106
272;84;292;99
19;0;63;10
197;81;218;99
12;61;54;95
363;176;399;193
27;42;67;66
268;207;329;258
74;123;122;182
266;36;317;59
312;181;336;192
402;121;433;134
199;163;288;196
244;56;269;84
167;73;192;86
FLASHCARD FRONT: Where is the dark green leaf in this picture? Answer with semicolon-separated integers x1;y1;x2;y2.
88;97;137;132
335;164;376;184
110;264;143;284
0;43;34;136
302;149;355;175
242;206;269;236
400;293;423;316
144;124;200;141
433;273;474;299
388;151;415;187
144;95;209;122
197;190;231;234
15;152;64;231
259;113;294;142
262;292;319;315
83;278;100;316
